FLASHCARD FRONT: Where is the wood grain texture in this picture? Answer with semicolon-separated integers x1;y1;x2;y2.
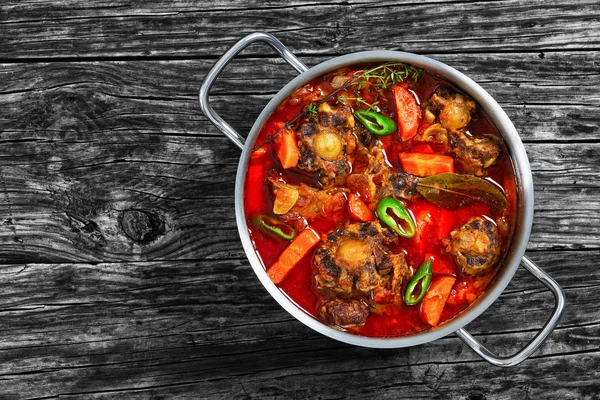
2;0;600;59
1;0;599;398
0;251;597;399
2;51;599;142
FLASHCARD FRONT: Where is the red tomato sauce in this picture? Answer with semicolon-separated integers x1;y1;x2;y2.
244;64;518;337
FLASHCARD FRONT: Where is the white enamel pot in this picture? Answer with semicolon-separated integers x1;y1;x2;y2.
199;33;565;367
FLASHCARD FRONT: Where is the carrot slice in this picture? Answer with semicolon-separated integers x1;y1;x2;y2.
348;193;375;222
399;152;455;177
273;129;300;169
267;228;320;284
393;85;422;141
420;276;456;326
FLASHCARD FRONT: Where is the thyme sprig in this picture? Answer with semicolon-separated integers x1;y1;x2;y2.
356;62;424;91
336;96;380;112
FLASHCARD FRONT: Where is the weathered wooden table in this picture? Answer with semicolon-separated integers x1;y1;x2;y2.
1;1;599;398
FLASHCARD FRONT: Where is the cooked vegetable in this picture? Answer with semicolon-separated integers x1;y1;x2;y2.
393;85;422;141
420;276;456;326
376;197;416;238
267;228;321;284
273;129;300;169
405;259;433;305
348;193;376;222
257;215;296;240
416;173;508;214
273;185;299;215
399;152;455;177
353;109;397;136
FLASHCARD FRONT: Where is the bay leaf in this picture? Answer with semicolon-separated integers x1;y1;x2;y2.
416;173;508;214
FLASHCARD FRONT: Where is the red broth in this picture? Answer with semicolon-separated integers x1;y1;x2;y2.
244;64;517;337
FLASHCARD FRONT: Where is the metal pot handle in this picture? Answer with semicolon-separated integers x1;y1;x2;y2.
455;255;565;367
199;32;309;150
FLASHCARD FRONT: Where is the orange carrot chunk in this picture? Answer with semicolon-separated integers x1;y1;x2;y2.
273;129;300;169
420;276;456;326
348;193;376;222
267;228;320;284
393;85;422;141
399;152;455;177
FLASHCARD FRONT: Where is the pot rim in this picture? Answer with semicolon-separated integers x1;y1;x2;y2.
234;50;534;348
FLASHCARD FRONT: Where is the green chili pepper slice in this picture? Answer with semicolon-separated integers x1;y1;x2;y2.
405;259;433;305
353;109;397;136
376;197;416;238
256;215;296;240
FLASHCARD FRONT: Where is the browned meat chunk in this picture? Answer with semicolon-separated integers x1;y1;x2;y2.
377;171;421;202
346;142;420;205
444;217;501;276
449;131;502;176
296;102;356;187
318;298;369;328
414;123;449;149
417;88;502;176
425;88;477;132
314;221;411;304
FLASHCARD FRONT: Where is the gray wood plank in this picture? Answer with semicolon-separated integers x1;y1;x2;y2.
2;51;598;143
1;0;598;397
2;0;600;59
0;251;596;398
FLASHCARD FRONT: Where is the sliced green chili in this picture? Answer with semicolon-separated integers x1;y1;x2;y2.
405;259;433;305
376;197;416;238
353;109;397;136
256;215;296;240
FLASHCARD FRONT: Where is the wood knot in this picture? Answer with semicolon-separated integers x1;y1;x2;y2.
121;209;165;244
466;391;487;400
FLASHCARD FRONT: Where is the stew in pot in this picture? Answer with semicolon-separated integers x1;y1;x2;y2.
244;62;517;337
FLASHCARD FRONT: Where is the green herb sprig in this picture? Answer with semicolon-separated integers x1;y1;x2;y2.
357;62;424;91
336;96;380;112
